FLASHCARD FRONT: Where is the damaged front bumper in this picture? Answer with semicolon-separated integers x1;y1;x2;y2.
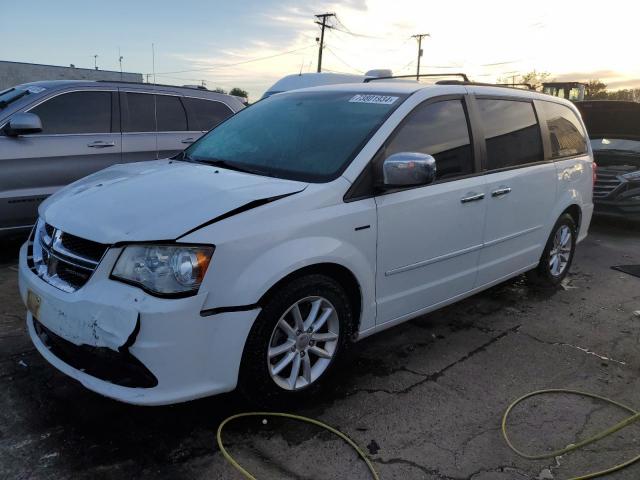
18;243;260;405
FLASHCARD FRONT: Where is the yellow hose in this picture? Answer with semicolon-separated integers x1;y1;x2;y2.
216;390;640;480
502;389;640;479
216;412;380;480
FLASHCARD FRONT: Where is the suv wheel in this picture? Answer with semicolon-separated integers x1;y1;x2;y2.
527;213;577;287
238;274;352;405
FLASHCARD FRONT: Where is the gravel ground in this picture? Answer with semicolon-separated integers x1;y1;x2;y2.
1;217;640;480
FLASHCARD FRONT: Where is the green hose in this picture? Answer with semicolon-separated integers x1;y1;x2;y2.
216;390;640;480
216;412;380;480
502;389;640;479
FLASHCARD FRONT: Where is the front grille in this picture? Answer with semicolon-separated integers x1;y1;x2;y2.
594;168;623;198
27;220;109;292
33;317;157;388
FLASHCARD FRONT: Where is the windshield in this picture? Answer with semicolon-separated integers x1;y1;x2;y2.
0;85;46;109
184;91;407;182
591;138;640;155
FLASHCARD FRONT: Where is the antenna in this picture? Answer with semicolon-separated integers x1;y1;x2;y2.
152;43;158;159
118;47;123;80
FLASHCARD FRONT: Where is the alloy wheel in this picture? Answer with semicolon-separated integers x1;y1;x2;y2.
267;296;340;391
549;225;572;277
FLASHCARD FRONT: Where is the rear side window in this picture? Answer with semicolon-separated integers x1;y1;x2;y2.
383;99;474;180
123;93;155;132
155;95;187;131
538;101;588;159
183;97;233;131
477;99;543;170
30;91;111;134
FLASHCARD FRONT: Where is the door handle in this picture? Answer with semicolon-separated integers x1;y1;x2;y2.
87;141;115;148
181;137;195;144
491;187;512;197
460;193;485;203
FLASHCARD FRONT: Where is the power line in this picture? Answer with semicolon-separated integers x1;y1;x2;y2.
150;44;316;75
324;46;364;74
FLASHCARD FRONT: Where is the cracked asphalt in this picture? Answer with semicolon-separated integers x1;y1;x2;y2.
2;217;640;480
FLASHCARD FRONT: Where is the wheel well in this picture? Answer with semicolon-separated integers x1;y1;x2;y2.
563;204;582;230
258;263;363;334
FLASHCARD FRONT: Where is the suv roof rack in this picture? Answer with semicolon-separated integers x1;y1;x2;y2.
363;73;470;83
95;80;212;91
435;80;535;91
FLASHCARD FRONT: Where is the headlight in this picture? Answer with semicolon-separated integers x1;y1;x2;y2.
112;244;214;296
622;170;640;181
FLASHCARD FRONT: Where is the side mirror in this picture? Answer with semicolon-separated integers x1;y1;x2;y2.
4;112;42;137
382;152;437;188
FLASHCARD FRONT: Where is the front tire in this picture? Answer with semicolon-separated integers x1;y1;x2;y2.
527;213;577;287
238;274;352;406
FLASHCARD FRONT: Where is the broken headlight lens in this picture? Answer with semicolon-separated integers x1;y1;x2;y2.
112;244;214;296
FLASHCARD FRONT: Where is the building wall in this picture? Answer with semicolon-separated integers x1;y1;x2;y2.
0;60;143;90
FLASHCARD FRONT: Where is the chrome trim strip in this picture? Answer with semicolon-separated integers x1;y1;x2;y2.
385;243;484;276
483;225;542;248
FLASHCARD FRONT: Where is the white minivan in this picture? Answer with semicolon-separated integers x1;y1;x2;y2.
18;81;594;405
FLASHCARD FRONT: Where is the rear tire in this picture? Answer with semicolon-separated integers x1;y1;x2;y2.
527;213;577;287
238;274;353;407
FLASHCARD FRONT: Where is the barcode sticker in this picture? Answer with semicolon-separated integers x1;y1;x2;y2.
349;94;399;105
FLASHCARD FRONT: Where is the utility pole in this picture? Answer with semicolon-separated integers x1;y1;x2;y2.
93;54;99;70
315;13;335;73
412;34;430;80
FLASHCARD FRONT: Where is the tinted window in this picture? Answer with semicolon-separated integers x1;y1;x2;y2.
31;91;111;134
156;95;187;131
183;98;233;131
186;91;406;182
383;100;473;180
123;93;155;132
478;99;543;169
539;101;587;159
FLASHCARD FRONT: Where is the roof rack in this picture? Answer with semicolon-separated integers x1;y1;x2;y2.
363;73;470;83
95;80;211;91
435;80;535;91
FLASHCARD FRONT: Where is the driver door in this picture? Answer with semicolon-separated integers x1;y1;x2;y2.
375;97;486;324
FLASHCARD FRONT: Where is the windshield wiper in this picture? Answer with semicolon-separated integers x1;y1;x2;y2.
594;148;640;156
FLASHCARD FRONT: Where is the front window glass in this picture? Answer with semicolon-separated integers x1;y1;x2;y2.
30;91;111;134
185;91;407;182
591;138;640;154
382;99;474;180
0;85;46;110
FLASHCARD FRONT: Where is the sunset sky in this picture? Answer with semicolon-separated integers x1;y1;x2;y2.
3;0;639;100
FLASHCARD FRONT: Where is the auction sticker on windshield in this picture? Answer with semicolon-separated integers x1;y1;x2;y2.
349;94;399;105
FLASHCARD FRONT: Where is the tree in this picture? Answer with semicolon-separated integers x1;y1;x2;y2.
519;70;551;90
585;80;607;99
497;70;550;90
229;87;248;99
213;87;227;94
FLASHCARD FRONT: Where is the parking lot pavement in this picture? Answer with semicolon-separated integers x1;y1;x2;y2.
1;219;640;480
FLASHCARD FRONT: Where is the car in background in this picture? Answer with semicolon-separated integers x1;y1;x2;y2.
576;101;640;220
0;80;245;237
262;69;392;98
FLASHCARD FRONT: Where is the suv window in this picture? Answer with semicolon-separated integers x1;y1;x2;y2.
30;91;111;134
477;99;543;170
383;99;474;181
123;92;156;132
183;97;233;131
538;101;588;159
156;94;187;132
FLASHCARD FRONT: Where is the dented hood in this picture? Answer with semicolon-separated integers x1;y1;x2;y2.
40;159;306;244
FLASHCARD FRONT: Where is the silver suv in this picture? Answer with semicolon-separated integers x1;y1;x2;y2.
0;80;245;237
